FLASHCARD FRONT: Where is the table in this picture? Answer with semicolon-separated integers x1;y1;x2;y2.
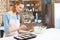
0;36;16;40
30;28;60;40
0;28;60;40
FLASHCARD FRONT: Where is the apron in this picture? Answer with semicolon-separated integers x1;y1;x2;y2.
4;15;20;37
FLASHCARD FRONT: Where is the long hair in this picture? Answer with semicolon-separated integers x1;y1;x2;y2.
11;1;22;13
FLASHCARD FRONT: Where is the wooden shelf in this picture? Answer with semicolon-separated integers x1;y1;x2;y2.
24;0;42;12
22;0;41;1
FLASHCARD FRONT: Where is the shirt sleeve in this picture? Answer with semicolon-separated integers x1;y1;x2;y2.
3;14;9;34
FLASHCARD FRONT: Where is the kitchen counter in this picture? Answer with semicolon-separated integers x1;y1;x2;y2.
0;36;16;40
0;28;60;40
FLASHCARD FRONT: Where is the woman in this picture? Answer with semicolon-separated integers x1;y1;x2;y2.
3;1;28;37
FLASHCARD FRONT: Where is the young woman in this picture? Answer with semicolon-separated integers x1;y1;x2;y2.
3;1;28;37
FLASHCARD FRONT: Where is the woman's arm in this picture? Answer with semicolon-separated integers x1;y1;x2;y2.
9;26;19;33
3;14;9;34
20;25;27;30
3;14;19;33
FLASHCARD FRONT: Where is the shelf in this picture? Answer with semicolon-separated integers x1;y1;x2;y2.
0;0;7;13
24;0;42;12
23;0;41;2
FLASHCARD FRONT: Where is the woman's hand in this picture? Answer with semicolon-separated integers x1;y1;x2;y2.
29;29;34;32
19;25;27;30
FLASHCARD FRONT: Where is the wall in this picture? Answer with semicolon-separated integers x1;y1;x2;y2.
0;14;2;25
